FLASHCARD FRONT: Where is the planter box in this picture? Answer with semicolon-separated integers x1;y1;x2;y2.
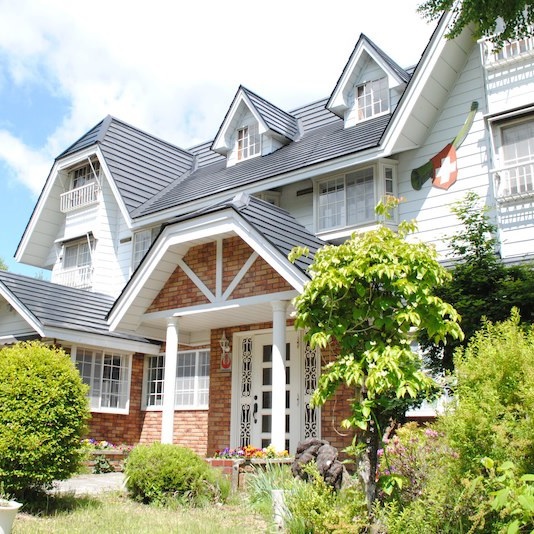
84;449;129;472
206;458;293;492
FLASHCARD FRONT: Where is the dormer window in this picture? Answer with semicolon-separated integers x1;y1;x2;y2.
356;77;389;120
72;161;99;189
237;123;261;161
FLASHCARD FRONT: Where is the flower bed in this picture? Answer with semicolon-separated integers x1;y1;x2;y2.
207;445;292;491
81;439;132;473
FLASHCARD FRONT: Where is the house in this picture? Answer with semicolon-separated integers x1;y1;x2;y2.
1;11;533;457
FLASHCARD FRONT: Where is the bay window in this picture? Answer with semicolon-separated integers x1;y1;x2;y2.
144;350;210;410
73;347;131;413
316;162;396;234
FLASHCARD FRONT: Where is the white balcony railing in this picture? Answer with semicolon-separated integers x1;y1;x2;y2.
60;182;99;213
494;161;534;201
482;32;534;69
53;265;93;289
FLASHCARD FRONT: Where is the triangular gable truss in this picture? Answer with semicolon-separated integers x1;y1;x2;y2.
147;236;293;314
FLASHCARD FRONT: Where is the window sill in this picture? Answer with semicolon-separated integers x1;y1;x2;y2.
317;222;397;243
142;406;209;412
90;407;130;416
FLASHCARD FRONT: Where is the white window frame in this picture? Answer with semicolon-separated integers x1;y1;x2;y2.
237;123;261;161
72;346;132;414
71;161;100;190
314;161;397;238
356;77;389;121
132;227;159;271
491;113;534;201
143;350;210;411
63;236;94;270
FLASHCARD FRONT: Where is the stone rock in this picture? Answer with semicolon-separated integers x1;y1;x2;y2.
291;438;347;491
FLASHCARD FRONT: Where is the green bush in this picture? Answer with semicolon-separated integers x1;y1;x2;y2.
0;341;90;496
283;463;368;533
124;443;230;507
442;309;534;475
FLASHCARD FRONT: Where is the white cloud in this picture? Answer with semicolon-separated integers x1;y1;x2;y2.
0;0;435;195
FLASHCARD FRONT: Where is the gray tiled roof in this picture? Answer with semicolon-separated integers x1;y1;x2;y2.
164;193;325;276
135;113;389;217
362;34;411;84
234;195;325;274
241;86;300;141
0;271;152;342
58;116;195;214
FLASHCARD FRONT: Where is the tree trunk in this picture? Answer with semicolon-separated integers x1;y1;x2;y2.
358;420;380;513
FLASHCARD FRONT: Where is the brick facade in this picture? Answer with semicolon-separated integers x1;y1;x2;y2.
87;234;353;457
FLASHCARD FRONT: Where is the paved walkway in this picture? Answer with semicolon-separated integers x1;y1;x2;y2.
51;472;126;495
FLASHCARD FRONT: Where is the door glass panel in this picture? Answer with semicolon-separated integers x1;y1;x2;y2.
263;345;272;363
285;390;290;409
262;391;272;409
262;367;272;386
285;414;290;433
262;414;271;433
285;366;290;385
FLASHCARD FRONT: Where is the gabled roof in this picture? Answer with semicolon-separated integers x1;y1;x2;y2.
211;86;300;155
165;193;325;275
135;112;389;217
0;270;155;345
327;34;410;118
59;115;195;214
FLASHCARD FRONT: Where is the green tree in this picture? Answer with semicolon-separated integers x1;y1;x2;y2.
418;0;534;48
290;198;463;510
0;258;7;270
422;192;534;374
0;341;90;497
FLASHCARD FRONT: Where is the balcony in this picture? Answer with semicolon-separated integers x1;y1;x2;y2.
482;32;534;70
494;161;534;202
53;265;93;289
60;182;99;213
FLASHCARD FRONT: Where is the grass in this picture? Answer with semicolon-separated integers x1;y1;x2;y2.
12;491;269;534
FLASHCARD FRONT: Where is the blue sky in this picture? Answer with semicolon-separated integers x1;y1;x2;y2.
0;0;436;279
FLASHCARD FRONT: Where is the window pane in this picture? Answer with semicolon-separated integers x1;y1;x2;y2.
318;177;345;230
146;355;165;406
346;168;375;225
171;350;211;409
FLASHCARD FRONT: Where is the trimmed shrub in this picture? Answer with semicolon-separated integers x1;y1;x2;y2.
0;341;90;495
124;443;230;506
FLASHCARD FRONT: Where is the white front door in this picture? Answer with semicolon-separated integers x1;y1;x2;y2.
232;330;319;455
250;332;300;452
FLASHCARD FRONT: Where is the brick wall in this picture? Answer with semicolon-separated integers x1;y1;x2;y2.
139;410;209;456
319;342;356;454
87;353;144;446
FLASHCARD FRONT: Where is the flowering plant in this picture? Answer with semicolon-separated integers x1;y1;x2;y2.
81;438;133;453
214;444;289;459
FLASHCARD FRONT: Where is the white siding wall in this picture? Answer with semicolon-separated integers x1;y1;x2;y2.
280;180;314;233
0;303;34;337
398;44;491;259
91;179;128;297
50;172;130;297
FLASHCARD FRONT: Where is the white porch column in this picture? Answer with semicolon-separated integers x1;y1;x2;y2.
271;301;288;452
161;317;179;444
